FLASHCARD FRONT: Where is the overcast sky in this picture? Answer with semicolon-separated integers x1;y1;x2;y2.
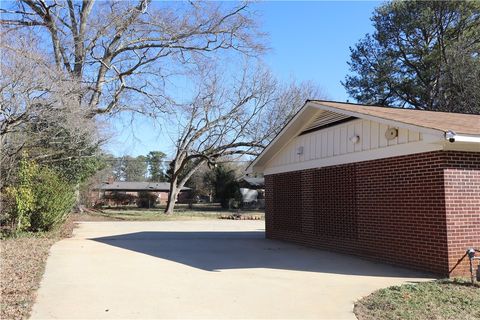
106;1;381;157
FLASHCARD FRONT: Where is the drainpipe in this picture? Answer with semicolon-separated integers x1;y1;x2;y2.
466;248;480;284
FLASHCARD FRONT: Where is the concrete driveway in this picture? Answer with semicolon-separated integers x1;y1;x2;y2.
31;220;432;319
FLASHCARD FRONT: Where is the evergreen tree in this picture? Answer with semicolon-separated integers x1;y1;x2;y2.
343;0;480;113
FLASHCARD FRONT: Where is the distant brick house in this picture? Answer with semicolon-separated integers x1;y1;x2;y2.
248;100;480;277
93;181;191;206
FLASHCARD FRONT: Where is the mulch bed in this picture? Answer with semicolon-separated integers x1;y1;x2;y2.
218;213;263;220
0;217;75;320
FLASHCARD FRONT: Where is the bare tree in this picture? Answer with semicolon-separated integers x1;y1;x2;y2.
0;34;100;188
164;65;276;214
163;64;327;214
1;0;265;117
255;80;327;145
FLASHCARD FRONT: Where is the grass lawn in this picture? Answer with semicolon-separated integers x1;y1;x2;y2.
74;204;264;221
354;279;480;320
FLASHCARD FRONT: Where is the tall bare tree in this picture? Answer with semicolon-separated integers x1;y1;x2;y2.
163;64;326;214
163;65;276;214
0;33;100;188
256;80;327;145
1;0;265;117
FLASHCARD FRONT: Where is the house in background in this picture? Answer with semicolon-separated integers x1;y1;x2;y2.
248;100;480;277
92;180;191;207
238;176;265;209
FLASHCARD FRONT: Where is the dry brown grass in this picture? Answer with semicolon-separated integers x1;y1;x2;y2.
0;216;75;320
355;279;480;320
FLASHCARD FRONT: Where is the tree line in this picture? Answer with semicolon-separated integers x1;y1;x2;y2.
105;151;168;182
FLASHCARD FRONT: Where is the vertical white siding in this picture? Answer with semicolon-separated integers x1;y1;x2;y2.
354;122;363;152
362;120;371;151
370;122;380;149
398;128;409;144
409;130;420;142
340;126;348;154
268;119;424;167
333;127;341;155
321;131;328;157
327;130;334;157
347;124;355;153
379;123;388;147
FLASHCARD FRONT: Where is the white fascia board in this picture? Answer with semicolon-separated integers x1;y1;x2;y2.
310;101;446;138
450;134;480;143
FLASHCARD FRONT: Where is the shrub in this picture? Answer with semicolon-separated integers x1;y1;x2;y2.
136;191;157;208
28;167;76;231
3;158;75;233
4;158;37;231
103;192;137;206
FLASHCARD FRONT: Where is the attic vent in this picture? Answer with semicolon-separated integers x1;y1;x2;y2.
385;128;398;140
300;111;356;135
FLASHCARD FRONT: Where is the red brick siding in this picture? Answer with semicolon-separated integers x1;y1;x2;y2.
271;172;302;232
443;152;480;276
313;165;357;239
265;151;480;276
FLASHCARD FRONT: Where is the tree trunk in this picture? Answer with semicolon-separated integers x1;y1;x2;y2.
165;177;179;214
73;183;81;212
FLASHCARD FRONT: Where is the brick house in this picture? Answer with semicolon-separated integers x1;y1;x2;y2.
93;181;191;206
248;100;480;277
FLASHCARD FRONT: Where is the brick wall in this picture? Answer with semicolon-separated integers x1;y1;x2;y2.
443;152;480;276
265;150;480;276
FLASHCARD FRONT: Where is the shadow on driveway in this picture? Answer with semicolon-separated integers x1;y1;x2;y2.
92;231;432;278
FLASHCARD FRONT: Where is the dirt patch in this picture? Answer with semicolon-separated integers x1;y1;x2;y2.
354;279;480;320
0;216;75;320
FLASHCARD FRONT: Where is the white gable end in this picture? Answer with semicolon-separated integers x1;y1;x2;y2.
263;117;442;175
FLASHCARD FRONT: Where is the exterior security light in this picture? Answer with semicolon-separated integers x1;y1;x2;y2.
445;130;456;143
